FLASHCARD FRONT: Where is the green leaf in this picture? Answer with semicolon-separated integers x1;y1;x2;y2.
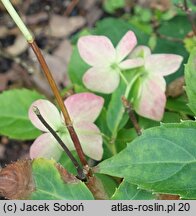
95;173;118;198
172;0;196;14
30;158;94;200
93;18;149;45
106;80;128;135
112;180;155;200
155;15;190;83
0;89;44;140
116;128;137;153
139;112;181;129
68;46;89;86
166;95;194;116
97;121;196;199
103;0;125;14
159;15;191;40
185;48;196;115
59;151;79;176
184;36;196;53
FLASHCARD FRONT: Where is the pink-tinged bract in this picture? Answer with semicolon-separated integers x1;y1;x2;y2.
130;45;151;59
74;121;103;161
145;54;183;76
30;133;63;160
83;66;120;94
78;31;141;94
64;92;104;123
135;75;166;121
116;31;137;62
29;99;63;132
78;35;115;66
119;58;144;70
130;45;183;121
29;93;104;160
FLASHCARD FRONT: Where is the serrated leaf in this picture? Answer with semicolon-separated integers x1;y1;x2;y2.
112;180;155;200
0;89;44;140
185;48;196;115
97;121;196;199
30;158;94;200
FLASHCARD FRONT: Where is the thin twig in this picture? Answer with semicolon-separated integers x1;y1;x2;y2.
155;32;183;43
175;1;196;36
122;96;142;136
33;106;86;181
29;41;88;167
183;0;196;36
64;0;79;16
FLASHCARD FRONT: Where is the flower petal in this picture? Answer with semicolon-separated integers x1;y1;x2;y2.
30;133;63;160
64;93;104;123
129;45;151;59
83;66;120;94
119;58;144;70
135;75;166;121
75;121;103;160
145;54;183;76
29;99;63;132
116;31;137;62
78;35;116;66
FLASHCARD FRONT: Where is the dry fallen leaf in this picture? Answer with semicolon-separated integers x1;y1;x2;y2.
166;76;185;98
137;0;171;11
0;26;8;38
29;48;70;96
5;35;28;56
79;0;97;11
0;160;35;199
24;12;48;26
48;15;86;38
86;6;103;27
53;39;73;64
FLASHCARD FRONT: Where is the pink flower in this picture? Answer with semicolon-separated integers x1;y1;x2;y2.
130;46;183;121
78;31;143;93
28;93;104;161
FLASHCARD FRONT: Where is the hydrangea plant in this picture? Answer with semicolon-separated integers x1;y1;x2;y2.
0;0;196;201
78;34;183;121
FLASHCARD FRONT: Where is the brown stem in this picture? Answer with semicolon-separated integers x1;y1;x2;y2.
33;106;86;181
122;96;142;136
29;40;88;167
